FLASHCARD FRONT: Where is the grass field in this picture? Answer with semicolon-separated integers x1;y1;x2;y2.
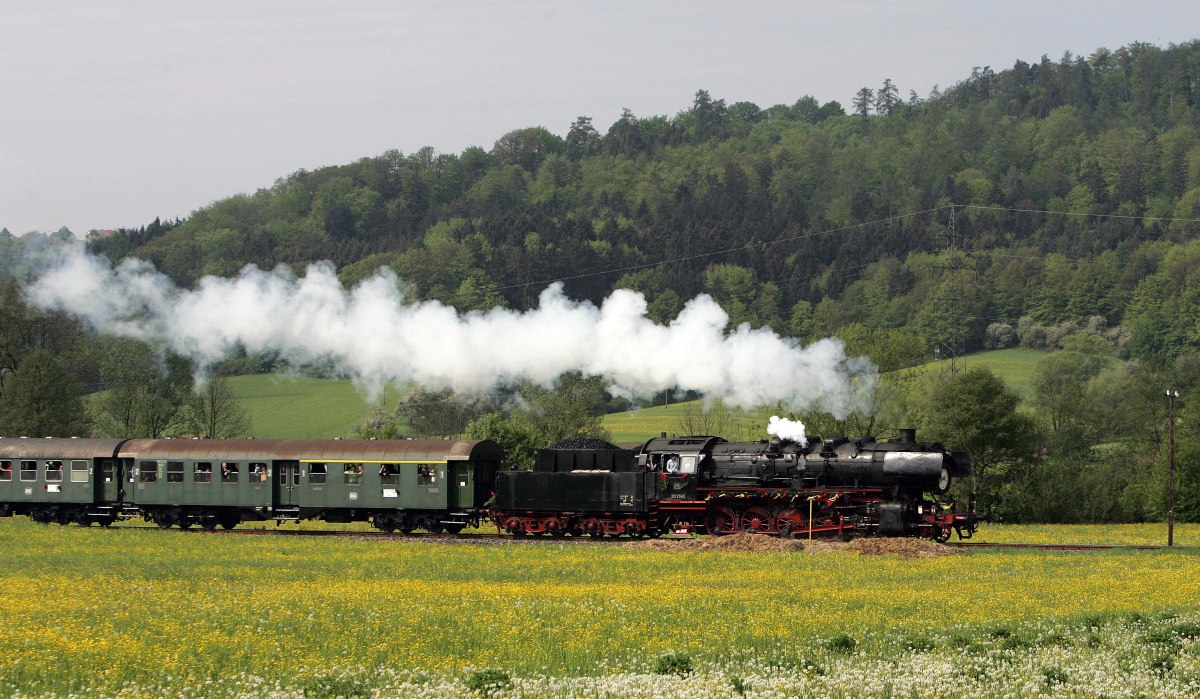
2;520;1199;697
210;348;1068;443
603;402;702;444
602;349;1064;444
899;348;1049;400
228;374;404;439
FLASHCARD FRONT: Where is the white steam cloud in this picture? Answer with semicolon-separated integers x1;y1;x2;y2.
27;249;876;414
766;416;808;447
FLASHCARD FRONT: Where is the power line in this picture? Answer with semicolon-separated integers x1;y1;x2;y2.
496;202;1200;295
496;206;952;292
960;204;1200;225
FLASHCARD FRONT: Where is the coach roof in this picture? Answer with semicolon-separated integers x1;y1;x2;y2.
0;438;127;460
116;438;503;463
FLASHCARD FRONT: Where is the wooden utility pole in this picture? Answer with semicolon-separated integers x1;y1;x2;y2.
1167;389;1179;547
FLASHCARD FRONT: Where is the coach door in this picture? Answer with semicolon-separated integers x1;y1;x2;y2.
274;461;301;508
452;463;473;508
98;459;119;503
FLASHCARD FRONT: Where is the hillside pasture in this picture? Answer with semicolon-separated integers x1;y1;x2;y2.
601;349;1060;444
229;374;404;438
87;348;1093;443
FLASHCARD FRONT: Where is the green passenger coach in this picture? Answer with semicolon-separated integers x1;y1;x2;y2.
0;438;126;525
113;438;502;532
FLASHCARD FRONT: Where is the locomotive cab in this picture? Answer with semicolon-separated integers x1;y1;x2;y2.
638;435;726;501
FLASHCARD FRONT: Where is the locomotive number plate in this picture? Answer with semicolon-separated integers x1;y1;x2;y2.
619;494;633;507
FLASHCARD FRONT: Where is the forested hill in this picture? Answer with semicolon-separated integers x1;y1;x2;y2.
90;40;1200;364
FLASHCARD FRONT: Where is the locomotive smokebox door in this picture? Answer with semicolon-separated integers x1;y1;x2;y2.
878;502;906;536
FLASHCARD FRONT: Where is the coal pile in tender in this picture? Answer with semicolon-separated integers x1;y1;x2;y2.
550;438;621;450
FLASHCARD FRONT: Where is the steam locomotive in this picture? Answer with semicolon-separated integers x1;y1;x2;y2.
1;429;982;541
492;429;982;541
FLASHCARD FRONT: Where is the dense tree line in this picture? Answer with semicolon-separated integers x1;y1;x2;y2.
6;39;1200;522
82;41;1200;364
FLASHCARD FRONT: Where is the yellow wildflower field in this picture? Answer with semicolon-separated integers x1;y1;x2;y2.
971;521;1198;546
1;519;1199;697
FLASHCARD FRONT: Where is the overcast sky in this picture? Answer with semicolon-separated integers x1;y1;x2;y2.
3;1;1199;236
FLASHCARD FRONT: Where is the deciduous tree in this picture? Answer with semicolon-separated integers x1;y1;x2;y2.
0;349;90;437
184;376;251;438
94;339;193;438
921;367;1040;515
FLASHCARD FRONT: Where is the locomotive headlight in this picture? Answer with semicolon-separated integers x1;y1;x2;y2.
917;505;923;515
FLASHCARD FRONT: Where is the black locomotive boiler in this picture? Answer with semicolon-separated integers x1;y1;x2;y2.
490;429;982;541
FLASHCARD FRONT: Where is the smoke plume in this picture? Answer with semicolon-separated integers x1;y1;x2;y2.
27;249;876;414
766;416;808;447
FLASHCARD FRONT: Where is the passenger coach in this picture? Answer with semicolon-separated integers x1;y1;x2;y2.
0;438;126;525
120;438;502;531
1;437;503;533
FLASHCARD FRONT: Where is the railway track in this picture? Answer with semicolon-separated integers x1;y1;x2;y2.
130;526;625;544
120;525;1200;551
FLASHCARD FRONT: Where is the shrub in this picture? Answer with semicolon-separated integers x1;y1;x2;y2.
300;675;371;699
466;669;512;693
653;652;694;676
1042;667;1069;686
825;634;857;654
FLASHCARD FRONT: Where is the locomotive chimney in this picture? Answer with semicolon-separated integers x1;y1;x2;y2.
899;428;916;444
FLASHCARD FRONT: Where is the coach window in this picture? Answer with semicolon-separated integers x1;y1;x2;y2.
250;462;267;483
20;461;37;482
194;463;213;483
70;460;89;483
379;463;399;485
417;464;436;486
0;460;12;481
101;461;115;483
166;462;184;483
221;462;239;483
344;463;362;485
139;461;158;483
308;463;327;485
46;460;63;482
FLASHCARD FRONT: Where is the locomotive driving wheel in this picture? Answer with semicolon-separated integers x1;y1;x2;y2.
705;505;738;536
544;517;566;537
775;508;804;537
740;507;774;534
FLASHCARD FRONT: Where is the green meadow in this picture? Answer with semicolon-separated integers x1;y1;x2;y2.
228;374;403;438
209;349;1065;442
